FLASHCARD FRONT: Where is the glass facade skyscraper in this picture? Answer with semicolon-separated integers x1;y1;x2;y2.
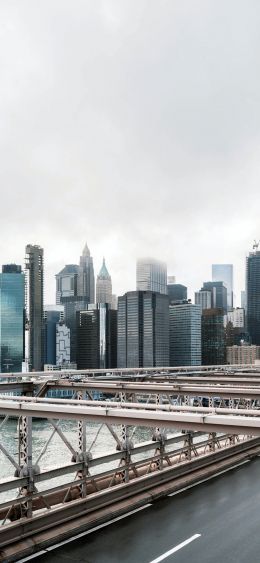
167;283;187;304
0;265;25;372
202;281;228;313
55;265;79;305
76;304;117;369
117;291;169;368
136;258;167;295
246;250;260;345
169;303;201;366
202;308;226;365
212;264;233;311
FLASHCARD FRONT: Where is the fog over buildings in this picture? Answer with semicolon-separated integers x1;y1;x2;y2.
1;1;260;302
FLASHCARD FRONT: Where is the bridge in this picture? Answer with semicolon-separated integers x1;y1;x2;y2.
1;366;260;561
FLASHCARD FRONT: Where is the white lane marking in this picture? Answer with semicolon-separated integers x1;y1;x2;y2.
45;503;152;551
149;534;201;563
17;504;152;561
17;551;48;562
168;459;249;497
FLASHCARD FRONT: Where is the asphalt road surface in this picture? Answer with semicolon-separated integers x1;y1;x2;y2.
20;457;260;563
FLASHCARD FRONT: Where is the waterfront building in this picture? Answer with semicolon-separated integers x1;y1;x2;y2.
195;290;212;310
0;264;25;372
169;303;201;366
167;283;187;304
76;304;117;369
226;345;260;365
96;258;112;305
212;264;233;311
44;305;64;365
136;258;167;295
55;265;78;305
117;291;169;368
202;308;226;365
25;245;44;371
78;242;95;303
202;281;227;313
246;248;260;345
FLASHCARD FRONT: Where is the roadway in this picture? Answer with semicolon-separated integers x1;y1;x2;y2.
20;456;260;563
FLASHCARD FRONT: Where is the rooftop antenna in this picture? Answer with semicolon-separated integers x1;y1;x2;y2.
253;239;260;250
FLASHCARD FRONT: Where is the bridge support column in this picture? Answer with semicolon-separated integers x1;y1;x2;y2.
18;416;34;518
119;392;132;483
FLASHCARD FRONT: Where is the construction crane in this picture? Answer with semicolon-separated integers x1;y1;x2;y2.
253;239;260;250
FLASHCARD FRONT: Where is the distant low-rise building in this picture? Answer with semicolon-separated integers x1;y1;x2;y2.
226;345;260;365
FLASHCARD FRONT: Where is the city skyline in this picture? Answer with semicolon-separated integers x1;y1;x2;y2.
1;2;260;308
0;240;256;307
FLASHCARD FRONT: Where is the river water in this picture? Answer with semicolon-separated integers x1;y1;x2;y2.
0;418;154;504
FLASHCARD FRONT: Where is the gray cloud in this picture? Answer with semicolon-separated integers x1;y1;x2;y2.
1;0;260;303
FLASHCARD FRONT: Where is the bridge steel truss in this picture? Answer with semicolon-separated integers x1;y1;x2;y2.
1;374;260;557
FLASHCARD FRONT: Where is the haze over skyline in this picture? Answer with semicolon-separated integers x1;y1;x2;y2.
1;1;260;303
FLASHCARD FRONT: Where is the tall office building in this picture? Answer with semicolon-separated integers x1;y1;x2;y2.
246;248;260;345
55;265;79;305
195;290;212;310
136;258;167;295
117;291;169;368
44;305;64;365
61;296;89;363
56;323;71;366
202;308;226;365
167;283;187;304
76;304;117;369
25;245;44;371
202;281;227;313
212;264;233;311
78;242;95;303
0;265;25;372
241;290;246;311
169;303;201;366
96;258;112;305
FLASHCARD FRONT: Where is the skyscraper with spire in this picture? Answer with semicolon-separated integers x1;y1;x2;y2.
96;258;112;305
77;242;95;303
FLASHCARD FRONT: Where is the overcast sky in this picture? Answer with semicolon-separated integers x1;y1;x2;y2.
1;0;260;305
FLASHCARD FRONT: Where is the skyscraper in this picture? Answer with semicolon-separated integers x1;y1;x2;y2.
169;303;201;366
136;258;167;295
202;308;226;365
25;245;44;371
202;281;228;313
212;264;233;311
61;296;89;363
44;305;64;365
78;242;95;303
0;265;25;372
117;291;169;368
195;290;212;310
76;304;117;369
167;283;187;304
246;248;260;345
96;258;112;305
55;265;79;304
